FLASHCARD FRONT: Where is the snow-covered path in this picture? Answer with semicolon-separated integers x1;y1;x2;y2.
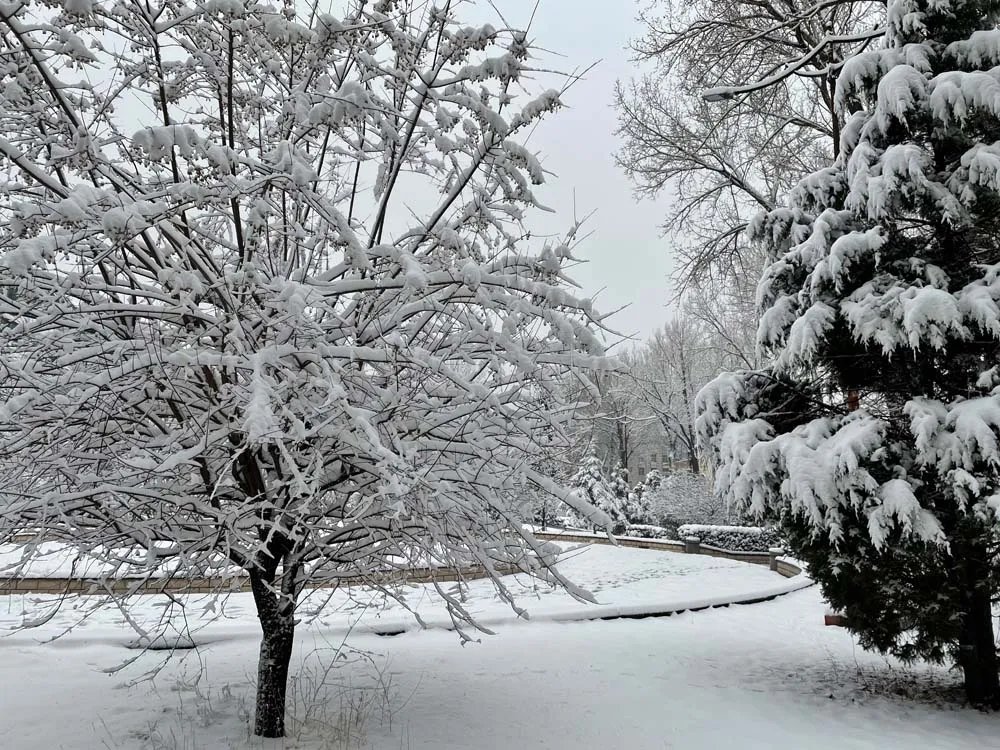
1;544;994;748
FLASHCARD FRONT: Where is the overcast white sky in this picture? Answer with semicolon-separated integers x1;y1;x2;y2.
476;0;677;346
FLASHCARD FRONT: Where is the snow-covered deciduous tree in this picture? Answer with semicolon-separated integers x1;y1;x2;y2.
631;317;725;473
684;268;764;370
646;472;727;533
559;354;662;482
0;0;611;736
616;1;881;419
698;0;1000;706
590;363;645;471
563;311;748;481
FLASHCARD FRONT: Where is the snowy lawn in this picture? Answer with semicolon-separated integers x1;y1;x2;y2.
1;544;994;748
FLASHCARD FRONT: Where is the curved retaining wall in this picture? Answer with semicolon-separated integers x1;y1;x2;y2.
533;530;806;578
0;564;514;596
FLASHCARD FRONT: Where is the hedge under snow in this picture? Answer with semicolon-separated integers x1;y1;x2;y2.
677;524;783;553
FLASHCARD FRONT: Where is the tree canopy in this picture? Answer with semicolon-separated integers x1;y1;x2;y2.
0;0;611;736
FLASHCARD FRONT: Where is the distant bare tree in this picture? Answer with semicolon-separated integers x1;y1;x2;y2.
616;0;884;287
631;318;725;474
683;262;764;370
559;364;645;476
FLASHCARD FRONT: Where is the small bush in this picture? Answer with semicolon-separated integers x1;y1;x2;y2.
677;524;783;553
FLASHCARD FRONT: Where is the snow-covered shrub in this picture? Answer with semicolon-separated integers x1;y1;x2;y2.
677;524;781;553
646;472;729;530
624;524;674;540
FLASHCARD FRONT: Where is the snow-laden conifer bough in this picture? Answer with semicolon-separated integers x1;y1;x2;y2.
698;0;1000;708
0;0;616;738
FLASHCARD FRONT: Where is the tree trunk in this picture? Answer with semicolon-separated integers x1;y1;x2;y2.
687;446;699;474
846;389;860;411
251;572;297;737
617;418;629;471
958;584;1000;708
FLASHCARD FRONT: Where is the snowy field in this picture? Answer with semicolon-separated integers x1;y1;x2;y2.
1;543;995;748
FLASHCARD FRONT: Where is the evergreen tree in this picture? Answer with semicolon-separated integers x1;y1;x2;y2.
571;454;628;532
642;469;665;494
630;469;665;525
611;463;645;526
698;0;1000;706
611;463;632;501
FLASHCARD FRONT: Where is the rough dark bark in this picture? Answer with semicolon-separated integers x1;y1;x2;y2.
616;417;630;471
958;584;1000;708
687;446;699;474
250;571;297;738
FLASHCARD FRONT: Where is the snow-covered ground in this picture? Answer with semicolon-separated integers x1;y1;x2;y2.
1;543;994;748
